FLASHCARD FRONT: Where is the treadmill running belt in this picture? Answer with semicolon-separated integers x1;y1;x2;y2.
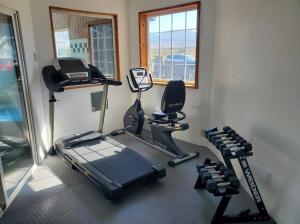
90;148;154;185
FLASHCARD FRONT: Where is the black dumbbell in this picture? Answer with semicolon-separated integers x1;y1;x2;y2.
207;129;234;141
207;127;233;142
198;165;227;175
201;169;234;182
222;143;252;157
218;139;247;151
203;126;232;139
197;161;225;173
203;158;224;169
206;176;240;193
203;158;213;166
214;135;244;148
210;131;238;145
203;127;218;138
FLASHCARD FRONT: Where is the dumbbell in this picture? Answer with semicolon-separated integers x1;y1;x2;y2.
217;138;247;151
206;176;240;193
198;165;227;176
203;158;213;166
222;143;252;157
214;135;245;148
207;129;234;141
207;127;233;142
210;131;238;145
197;161;225;173
201;169;234;182
203;126;232;139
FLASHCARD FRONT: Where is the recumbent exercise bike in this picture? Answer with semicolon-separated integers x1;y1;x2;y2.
122;68;199;166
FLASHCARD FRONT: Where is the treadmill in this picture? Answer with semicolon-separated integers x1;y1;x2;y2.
42;58;166;199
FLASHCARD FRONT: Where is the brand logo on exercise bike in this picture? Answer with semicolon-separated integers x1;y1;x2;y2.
168;102;183;108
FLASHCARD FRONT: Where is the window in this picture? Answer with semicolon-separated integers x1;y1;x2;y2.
139;2;200;88
54;29;71;57
89;22;115;78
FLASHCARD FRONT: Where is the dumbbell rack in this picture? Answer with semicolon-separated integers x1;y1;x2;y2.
197;126;270;224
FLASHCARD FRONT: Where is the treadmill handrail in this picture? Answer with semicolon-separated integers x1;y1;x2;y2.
94;78;122;86
42;65;64;92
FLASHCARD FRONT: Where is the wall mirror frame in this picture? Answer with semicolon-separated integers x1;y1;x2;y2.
49;6;120;81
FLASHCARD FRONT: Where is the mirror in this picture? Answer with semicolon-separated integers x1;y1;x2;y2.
50;7;120;80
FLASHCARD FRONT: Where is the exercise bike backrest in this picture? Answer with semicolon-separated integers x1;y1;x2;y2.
154;80;187;124
127;67;153;93
161;80;185;114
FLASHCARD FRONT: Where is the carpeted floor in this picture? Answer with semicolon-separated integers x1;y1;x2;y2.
0;134;276;224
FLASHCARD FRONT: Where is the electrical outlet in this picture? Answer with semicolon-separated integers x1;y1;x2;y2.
264;170;272;184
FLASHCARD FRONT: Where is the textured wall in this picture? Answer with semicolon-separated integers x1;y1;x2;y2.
210;0;300;223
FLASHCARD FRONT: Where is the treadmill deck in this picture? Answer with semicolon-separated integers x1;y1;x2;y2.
54;132;165;199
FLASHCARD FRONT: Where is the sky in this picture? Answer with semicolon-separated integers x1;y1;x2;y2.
148;10;197;49
148;10;197;33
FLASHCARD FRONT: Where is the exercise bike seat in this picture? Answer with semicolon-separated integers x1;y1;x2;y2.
152;111;167;120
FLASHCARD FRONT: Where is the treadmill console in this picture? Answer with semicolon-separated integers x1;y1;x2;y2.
52;58;91;83
42;57;122;92
128;68;153;92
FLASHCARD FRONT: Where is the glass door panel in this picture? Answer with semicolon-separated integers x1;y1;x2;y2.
0;12;33;199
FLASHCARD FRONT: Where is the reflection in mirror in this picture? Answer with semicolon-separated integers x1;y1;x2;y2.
50;7;119;79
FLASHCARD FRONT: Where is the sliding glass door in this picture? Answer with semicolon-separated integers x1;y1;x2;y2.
0;7;36;211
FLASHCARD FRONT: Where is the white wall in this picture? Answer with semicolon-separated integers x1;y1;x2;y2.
128;0;216;146
210;0;300;223
0;0;47;161
29;0;132;144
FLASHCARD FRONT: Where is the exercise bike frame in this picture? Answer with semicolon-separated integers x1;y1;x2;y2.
123;68;199;166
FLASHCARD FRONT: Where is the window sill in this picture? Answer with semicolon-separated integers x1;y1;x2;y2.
153;80;198;89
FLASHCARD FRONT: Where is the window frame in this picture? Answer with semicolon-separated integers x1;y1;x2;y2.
139;1;200;89
49;6;121;82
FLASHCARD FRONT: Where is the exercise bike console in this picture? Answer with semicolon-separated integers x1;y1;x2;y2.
127;68;153;92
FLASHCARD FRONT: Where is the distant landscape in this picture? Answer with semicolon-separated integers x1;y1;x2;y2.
149;30;197;49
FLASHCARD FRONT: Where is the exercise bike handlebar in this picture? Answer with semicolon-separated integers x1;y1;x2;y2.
147;111;186;124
